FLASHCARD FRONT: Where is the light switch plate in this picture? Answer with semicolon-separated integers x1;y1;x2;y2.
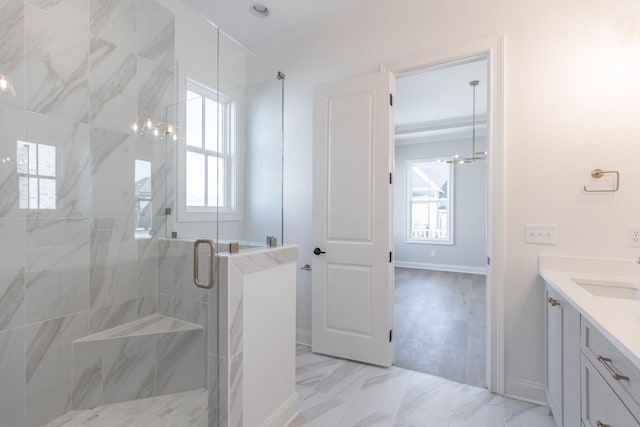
524;224;558;245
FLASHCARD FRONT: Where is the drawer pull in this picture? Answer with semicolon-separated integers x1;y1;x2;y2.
597;356;630;381
547;297;560;306
596;421;611;427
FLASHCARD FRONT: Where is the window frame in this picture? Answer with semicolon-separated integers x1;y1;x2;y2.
405;158;454;245
177;78;240;222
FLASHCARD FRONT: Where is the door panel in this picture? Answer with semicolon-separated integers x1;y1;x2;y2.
326;90;374;241
326;264;373;336
312;71;394;367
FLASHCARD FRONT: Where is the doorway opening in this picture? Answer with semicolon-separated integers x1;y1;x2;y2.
392;57;489;388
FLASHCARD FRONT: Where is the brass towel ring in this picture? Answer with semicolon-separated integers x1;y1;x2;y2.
583;169;619;193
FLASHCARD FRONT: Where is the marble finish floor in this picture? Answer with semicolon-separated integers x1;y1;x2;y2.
292;346;554;427
394;268;486;387
45;346;554;427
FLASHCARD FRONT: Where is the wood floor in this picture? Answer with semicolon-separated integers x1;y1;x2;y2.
394;267;486;388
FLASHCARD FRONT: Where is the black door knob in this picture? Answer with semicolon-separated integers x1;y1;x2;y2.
313;247;326;255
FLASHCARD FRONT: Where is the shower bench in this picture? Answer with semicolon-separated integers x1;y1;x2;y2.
71;313;204;410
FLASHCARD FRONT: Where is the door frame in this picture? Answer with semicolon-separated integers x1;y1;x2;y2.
385;35;505;394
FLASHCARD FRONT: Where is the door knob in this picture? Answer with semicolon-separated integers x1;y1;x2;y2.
313;247;326;255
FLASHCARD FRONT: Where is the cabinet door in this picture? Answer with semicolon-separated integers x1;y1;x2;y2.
547;286;563;425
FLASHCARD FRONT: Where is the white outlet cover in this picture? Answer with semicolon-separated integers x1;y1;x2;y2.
626;226;640;247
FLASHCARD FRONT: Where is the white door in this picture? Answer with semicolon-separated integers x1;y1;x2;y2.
311;71;394;367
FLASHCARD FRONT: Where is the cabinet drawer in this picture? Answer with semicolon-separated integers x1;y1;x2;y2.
581;354;640;427
582;317;640;416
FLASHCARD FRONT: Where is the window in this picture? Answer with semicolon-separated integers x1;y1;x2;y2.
184;79;235;214
17;141;56;210
407;159;453;244
134;159;152;238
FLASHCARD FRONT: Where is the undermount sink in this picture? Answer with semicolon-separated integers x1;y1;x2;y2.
572;278;640;300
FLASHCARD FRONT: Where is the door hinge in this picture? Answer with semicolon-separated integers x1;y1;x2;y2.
390;93;393;106
487;256;491;266
389;252;393;263
389;172;392;184
389;329;393;342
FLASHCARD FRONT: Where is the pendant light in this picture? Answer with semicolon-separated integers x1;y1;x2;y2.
441;80;486;164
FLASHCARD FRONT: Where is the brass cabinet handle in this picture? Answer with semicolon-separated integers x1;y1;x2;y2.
547;297;560;306
596;421;611;427
597;356;630;381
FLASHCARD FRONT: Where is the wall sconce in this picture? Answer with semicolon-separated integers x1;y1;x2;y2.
0;72;16;97
131;118;178;140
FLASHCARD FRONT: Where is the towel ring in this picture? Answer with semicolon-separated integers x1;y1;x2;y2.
583;169;619;193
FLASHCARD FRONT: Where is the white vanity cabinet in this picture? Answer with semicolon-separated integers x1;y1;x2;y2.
540;255;640;427
546;285;581;427
544;280;640;427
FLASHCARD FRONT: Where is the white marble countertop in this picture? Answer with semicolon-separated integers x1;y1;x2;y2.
539;255;640;370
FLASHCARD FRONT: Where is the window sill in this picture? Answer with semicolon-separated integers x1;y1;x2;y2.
178;211;242;222
404;239;454;246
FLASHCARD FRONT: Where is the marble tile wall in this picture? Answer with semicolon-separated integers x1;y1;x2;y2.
0;0;177;425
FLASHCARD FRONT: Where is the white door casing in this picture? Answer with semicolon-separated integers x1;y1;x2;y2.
311;71;394;367
387;35;504;394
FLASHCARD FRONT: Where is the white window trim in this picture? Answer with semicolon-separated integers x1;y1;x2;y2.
405;158;454;245
177;79;242;223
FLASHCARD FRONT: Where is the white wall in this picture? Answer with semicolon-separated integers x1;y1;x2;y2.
247;0;640;402
394;139;487;272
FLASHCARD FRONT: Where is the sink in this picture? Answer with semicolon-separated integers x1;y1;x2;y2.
572;278;640;300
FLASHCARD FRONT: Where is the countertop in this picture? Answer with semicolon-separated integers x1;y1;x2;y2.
539;255;640;371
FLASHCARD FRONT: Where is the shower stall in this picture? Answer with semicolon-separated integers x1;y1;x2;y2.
0;1;290;426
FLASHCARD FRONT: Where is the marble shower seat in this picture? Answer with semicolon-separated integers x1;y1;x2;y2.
75;314;202;341
71;314;205;411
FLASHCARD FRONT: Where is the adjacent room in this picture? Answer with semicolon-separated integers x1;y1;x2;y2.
393;58;488;388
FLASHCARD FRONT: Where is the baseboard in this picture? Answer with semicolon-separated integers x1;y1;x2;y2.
504;377;546;406
296;329;311;347
394;261;487;275
260;392;300;427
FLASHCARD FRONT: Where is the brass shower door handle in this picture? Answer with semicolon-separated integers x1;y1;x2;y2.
194;239;216;289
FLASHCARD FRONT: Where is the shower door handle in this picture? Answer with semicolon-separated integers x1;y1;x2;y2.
194;239;216;289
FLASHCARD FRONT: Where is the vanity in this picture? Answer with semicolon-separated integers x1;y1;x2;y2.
540;255;640;427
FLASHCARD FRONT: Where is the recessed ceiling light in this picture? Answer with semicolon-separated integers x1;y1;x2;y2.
251;3;269;17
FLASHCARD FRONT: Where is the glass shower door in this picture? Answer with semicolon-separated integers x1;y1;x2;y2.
156;3;224;426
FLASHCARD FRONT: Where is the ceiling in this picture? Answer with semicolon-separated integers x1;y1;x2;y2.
395;59;488;145
185;0;381;47
181;1;488;145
